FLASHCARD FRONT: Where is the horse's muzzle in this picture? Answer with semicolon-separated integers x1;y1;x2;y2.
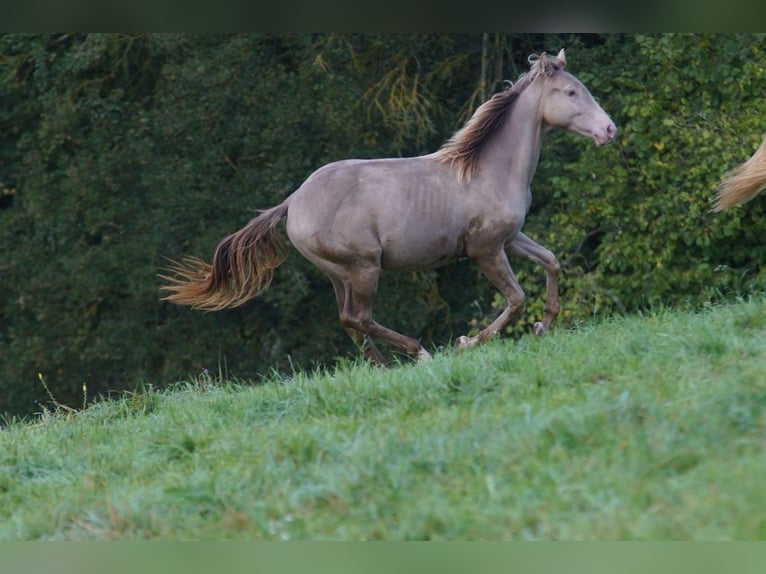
596;121;618;146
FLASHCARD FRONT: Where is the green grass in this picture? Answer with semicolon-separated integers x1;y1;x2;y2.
2;297;766;540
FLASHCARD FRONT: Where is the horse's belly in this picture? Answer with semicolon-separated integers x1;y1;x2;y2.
380;234;464;271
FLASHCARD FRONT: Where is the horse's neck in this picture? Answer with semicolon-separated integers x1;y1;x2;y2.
483;83;546;193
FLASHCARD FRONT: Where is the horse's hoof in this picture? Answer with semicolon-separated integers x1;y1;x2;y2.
534;322;546;336
455;335;476;350
417;348;433;362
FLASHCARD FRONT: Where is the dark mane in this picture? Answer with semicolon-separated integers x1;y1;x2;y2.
435;52;559;181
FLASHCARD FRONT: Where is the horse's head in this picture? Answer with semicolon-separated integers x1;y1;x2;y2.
535;49;617;146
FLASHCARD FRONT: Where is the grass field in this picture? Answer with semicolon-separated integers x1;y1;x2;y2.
1;297;765;540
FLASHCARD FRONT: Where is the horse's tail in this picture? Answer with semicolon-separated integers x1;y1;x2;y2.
713;134;766;212
160;200;290;311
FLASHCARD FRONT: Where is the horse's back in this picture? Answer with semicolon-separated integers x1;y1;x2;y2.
285;155;471;271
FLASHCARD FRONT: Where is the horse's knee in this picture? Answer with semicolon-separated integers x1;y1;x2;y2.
509;290;526;310
536;249;560;275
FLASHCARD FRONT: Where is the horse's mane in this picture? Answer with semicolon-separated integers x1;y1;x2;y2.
435;51;564;182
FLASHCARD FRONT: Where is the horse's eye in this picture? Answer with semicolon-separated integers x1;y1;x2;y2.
566;88;577;97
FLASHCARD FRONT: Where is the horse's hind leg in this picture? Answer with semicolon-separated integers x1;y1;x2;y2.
457;250;525;349
345;328;387;366
329;276;387;365
340;267;432;362
507;231;560;335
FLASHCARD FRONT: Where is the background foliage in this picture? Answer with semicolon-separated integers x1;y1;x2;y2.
1;33;764;416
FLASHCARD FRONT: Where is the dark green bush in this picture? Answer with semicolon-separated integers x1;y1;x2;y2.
513;34;765;329
1;34;764;417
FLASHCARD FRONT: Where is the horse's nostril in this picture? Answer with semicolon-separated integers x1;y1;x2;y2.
607;122;616;136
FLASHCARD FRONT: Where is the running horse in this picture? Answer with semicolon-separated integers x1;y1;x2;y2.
713;134;766;211
161;50;617;364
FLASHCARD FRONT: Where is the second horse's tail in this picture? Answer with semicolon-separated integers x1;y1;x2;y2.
713;134;766;212
161;200;289;311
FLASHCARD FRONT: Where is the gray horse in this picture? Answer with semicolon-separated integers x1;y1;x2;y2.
162;49;617;364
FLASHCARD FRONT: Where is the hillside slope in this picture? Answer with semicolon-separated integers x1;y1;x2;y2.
1;297;765;540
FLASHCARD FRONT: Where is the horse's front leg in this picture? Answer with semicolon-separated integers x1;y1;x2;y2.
456;250;525;349
506;231;560;335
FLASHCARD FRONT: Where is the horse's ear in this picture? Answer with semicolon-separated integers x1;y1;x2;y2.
554;48;566;70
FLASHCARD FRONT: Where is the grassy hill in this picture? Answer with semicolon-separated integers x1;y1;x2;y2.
1;297;765;540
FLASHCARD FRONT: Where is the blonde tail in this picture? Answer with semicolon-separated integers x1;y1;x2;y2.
713;134;766;212
160;201;289;310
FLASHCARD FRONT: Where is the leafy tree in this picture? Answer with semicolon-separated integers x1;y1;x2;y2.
2;33;762;418
0;33;512;415
525;33;765;326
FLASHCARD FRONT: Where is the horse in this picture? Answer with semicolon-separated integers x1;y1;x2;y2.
161;49;617;365
713;134;766;211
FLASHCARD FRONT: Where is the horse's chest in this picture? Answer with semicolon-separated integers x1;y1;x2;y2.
463;209;524;251
378;202;523;269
